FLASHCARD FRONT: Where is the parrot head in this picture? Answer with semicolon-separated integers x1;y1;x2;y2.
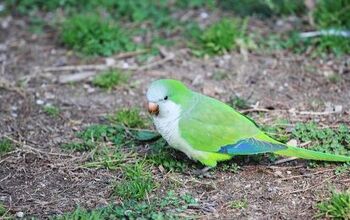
146;79;190;118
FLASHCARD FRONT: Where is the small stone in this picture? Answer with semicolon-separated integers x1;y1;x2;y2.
16;211;24;218
286;139;297;147
200;11;209;19
36;99;44;105
192;75;204;86
274;170;283;177
267;187;277;193
105;58;116;66
286;171;292;175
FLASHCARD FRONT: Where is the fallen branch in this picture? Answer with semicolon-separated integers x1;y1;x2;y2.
38;53;174;74
284;174;336;195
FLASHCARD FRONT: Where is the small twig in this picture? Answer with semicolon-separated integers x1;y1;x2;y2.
285;174;336;195
276;168;336;182
0;78;26;97
38;53;174;73
114;49;149;59
3;135;74;158
274;157;298;165
240;108;271;114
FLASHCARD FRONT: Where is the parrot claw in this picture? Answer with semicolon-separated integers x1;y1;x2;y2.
192;167;213;178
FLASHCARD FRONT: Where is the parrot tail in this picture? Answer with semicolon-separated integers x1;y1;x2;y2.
258;134;350;162
275;145;350;162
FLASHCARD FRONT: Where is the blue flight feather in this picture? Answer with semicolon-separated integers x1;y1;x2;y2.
218;138;287;155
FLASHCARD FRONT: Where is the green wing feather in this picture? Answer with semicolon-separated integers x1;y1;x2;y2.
179;93;263;152
179;92;350;162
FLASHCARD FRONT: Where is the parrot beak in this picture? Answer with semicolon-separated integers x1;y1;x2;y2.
148;102;159;116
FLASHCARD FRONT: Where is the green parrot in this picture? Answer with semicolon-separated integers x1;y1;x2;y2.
146;79;350;167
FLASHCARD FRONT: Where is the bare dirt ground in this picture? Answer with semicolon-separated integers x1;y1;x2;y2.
0;15;350;219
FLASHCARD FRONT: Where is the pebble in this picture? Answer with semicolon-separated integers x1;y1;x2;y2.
192;75;204;86
105;57;116;66
36;99;44;105
16;211;24;218
200;11;209;19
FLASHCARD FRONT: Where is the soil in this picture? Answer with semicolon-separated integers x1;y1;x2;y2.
0;13;349;219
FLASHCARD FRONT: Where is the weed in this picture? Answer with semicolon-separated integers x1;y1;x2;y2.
193;19;244;56
29;16;46;34
176;0;215;9
219;162;241;173
61;141;95;152
230;198;248;209
148;139;188;172
314;0;350;29
228;95;250;110
0;138;13;156
78;124;116;142
292;123;350;156
0;203;6;216
92;70;129;89
113;162;155;200
317;190;350;219
60;14;136;56
58;190;196;219
218;0;305;18
262;120;291;143
43;105;60;117
109;108;148;128
334;163;350;175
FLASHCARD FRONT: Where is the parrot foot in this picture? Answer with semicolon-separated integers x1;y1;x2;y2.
193;167;213;178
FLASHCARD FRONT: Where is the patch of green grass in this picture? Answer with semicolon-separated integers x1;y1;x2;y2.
218;0;305;18
317;190;350;219
61;141;95;152
228;95;250;110
92;70;129;89
230;198;248;209
192;18;248;56
109;108;148;128
57;190;197;219
60;14;136;56
113;162;155;200
314;0;350;29
261;119;291;143
148;139;188;172
43;105;60;117
292;123;350;156
176;0;215;9
219;162;241;173
78;124;116;142
0;203;7;217
0;138;13;156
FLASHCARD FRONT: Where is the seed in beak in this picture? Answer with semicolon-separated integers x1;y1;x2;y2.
148;102;159;115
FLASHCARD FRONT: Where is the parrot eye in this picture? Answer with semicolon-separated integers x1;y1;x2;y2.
164;96;168;100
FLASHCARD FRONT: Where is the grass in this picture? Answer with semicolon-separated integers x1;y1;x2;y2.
218;0;306;18
0;203;6;217
60;14;136;56
56;190;197;219
43;105;60;117
313;0;350;29
228;95;250;110
192;18;248;56
0;138;13;156
292;123;350;157
108;108;148;128
148;139;189;172
92;70;129;89
113;162;155;200
230;198;248;209
317;190;350;219
219;162;241;173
